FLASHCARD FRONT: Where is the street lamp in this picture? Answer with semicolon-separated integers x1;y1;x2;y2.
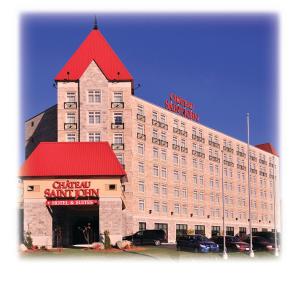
221;150;228;259
247;113;255;258
273;160;279;256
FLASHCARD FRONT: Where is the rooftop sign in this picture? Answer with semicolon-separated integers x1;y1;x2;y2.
164;93;199;122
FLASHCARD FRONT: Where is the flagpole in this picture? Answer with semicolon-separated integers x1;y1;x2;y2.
221;150;228;259
247;113;255;258
273;160;279;256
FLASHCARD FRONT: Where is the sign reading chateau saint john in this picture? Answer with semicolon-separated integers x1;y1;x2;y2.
44;180;99;206
165;93;199;122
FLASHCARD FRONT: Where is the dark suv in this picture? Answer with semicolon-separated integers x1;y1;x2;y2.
123;229;166;246
176;235;219;253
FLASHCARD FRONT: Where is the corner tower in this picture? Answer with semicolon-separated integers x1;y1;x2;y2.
55;25;134;143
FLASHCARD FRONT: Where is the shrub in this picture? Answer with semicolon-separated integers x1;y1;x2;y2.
104;230;111;249
24;231;33;249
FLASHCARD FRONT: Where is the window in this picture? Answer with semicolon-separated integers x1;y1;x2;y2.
173;136;178;146
66;112;76;123
114;133;123;144
138;181;145;193
210;178;214;188
174;170;179;181
211;226;220;237
153;147;159;159
161;167;167;179
161;131;167;141
193;191;198;201
161;149;167;160
137;105;144;115
193;175;197;184
154;201;160;212
199;160;204;171
162;203;168;213
115;153;124;165
138;199;145;211
181;156;186;165
193;158;198;168
88;111;101;124
113;91;123;102
174;188;180;198
195;225;205;235
173;154;179;165
153;183;159;194
226;227;234;236
139;222;146;231
182;205;188;214
182;172;187;182
66;133;76;142
174;119;179;128
176;224;187;238
138;162;144;174
174;204;180;214
161;114;167;123
114;112;123;124
152;129;158;138
153;165;159;177
199;176;204;185
109;184;116;190
67;91;76;102
192;127;196;136
88;90;101;103
161;185;167;196
199;192;204;201
152;111;158;121
182;188;187;198
209;163;214;173
88;132;101;142
138;143;144;155
181;122;185;130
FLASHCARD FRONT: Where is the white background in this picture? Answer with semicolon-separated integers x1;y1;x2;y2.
0;0;299;299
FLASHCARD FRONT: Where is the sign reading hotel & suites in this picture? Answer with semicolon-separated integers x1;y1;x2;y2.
164;93;199;122
44;180;99;206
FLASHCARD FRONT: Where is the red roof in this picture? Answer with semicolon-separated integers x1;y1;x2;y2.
20;142;126;177
255;143;279;157
55;29;133;82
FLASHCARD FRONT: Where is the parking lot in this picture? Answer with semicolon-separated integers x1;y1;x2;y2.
21;244;279;260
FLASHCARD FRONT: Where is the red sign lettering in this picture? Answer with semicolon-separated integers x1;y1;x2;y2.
44;180;100;203
164;93;199;122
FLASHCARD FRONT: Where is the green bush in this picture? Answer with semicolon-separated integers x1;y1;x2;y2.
24;231;33;249
104;230;111;249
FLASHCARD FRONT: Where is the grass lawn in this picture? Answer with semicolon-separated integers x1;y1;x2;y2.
21;245;279;261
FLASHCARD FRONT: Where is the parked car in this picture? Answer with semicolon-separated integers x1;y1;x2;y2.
210;235;250;252
123;229;166;246
176;235;219;253
251;231;280;246
242;236;275;251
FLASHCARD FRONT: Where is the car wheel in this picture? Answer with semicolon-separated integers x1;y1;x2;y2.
154;240;161;246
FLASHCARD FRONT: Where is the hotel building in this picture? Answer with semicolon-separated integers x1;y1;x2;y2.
24;23;280;245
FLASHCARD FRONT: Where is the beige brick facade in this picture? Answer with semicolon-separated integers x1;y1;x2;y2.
56;62;280;242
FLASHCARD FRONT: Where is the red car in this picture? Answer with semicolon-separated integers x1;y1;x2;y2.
210;235;250;252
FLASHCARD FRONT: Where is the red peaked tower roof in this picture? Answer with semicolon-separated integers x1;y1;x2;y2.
255;143;279;157
20;142;126;177
55;28;133;82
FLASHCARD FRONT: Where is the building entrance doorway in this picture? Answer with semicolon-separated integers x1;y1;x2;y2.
52;205;99;247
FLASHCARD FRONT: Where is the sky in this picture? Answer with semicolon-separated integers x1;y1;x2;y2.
20;13;278;160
